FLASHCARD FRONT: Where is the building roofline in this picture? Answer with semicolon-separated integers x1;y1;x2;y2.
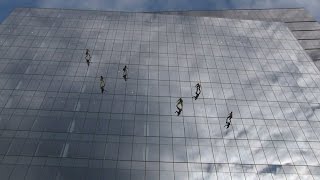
146;7;306;12
12;6;306;13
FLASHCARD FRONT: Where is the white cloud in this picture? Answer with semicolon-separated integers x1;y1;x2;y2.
295;0;320;21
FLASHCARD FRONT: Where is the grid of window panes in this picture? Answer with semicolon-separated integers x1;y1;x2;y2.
0;8;320;180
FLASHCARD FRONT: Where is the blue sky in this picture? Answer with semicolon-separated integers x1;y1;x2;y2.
0;0;320;22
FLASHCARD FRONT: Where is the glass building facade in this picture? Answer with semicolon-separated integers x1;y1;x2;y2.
0;8;320;179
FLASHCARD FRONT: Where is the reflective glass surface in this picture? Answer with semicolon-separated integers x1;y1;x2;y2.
0;8;320;179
